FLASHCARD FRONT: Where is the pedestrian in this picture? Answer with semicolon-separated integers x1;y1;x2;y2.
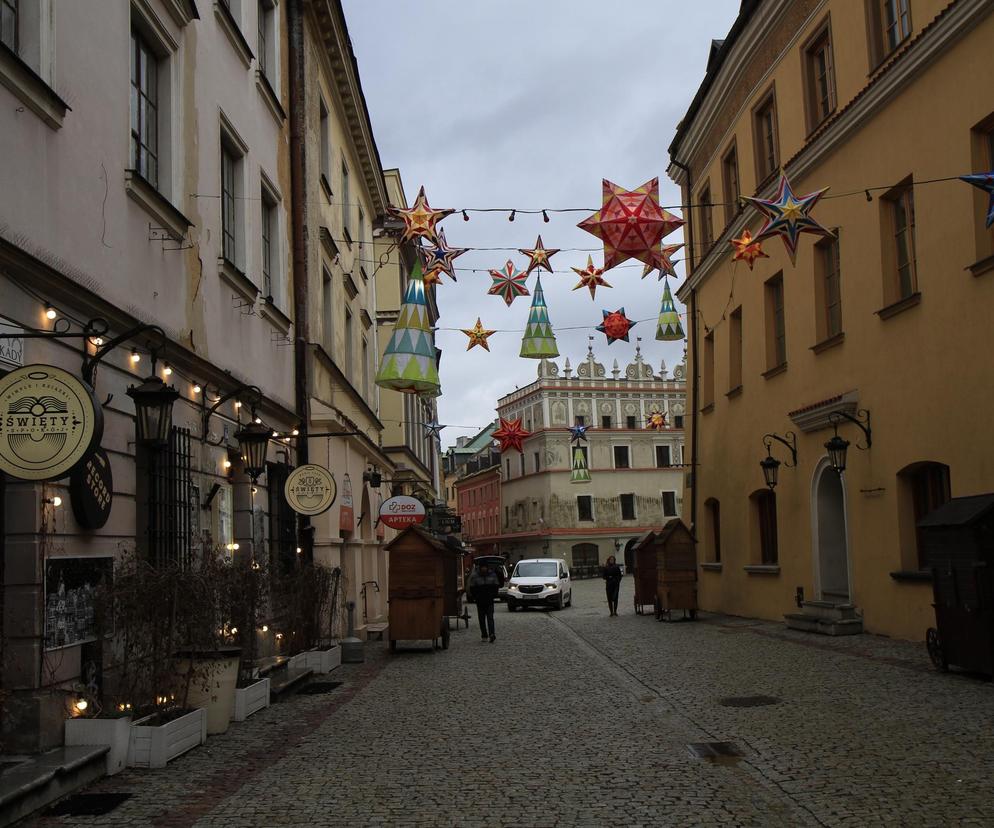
602;555;623;616
469;562;500;642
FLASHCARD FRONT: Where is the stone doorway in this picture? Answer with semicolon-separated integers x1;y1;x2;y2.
813;459;851;602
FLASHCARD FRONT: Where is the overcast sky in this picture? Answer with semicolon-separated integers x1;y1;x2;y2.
342;0;741;448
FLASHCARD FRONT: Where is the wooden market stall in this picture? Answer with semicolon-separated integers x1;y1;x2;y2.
631;530;659;615
650;518;698;621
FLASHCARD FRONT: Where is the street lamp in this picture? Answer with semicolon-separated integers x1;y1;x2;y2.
825;410;872;474
760;453;781;490
235;416;271;482
759;431;797;491
126;374;180;447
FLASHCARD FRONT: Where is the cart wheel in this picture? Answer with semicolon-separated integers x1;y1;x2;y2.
389;639;397;653
926;627;947;672
441;621;450;650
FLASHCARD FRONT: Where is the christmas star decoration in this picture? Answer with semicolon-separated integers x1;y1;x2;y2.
461;318;497;351
518;235;561;275
745;173;833;265
568;423;590;443
571;256;612;300
422;420;446;441
487;260;530;306
421;267;444;288
596;308;636;344
493;417;530;454
960;172;994;228
578;178;685;271
420;228;468;282
387;186;454;244
646;410;667;431
729;230;770;270
641;243;683;280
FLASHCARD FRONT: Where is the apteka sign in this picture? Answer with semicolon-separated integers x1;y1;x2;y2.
378;495;426;530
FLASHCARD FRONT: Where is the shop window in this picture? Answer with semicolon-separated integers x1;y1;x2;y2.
267;462;296;572
137;427;193;569
751;489;778;565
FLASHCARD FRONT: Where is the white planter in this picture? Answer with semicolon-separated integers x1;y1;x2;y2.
127;708;206;769
288;652;309;670
304;645;341;674
177;655;240;735
232;677;270;721
65;716;132;776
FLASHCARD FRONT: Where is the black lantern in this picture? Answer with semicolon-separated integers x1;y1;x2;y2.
760;453;781;490
824;432;850;473
235;419;271;481
126;375;180;447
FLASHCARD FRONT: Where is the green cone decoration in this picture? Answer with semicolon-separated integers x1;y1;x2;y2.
655;279;685;342
519;275;559;359
570;446;591;484
375;258;441;396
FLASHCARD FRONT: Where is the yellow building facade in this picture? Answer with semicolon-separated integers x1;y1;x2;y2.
669;0;994;641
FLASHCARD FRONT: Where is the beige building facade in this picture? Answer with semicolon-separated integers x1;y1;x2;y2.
669;0;994;640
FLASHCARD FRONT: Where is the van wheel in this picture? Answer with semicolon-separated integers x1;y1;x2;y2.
566;591;572;607
507;601;517;612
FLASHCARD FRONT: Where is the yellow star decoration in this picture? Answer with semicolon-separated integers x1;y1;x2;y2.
571;255;612;300
780;198;805;222
422;268;443;288
387;186;454;244
729;229;770;271
518;235;561;275
461;318;497;351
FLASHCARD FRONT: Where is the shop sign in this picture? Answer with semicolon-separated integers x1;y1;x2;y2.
379;495;427;529
70;448;113;530
0;317;24;370
284;464;337;516
0;364;103;481
339;473;354;532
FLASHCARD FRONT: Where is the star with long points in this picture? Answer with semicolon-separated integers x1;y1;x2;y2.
420;228;468;282
642;243;683;280
518;235;561;275
493;417;530;454
596;308;636;344
388;186;454;244
571;256;612;300
422;268;444;287
745;173;833;265
646;410;667;431
461;318;497;351
487;261;530;306
960;171;994;228
422;420;446;441
568;423;590;443
578;178;685;270
729;230;770;270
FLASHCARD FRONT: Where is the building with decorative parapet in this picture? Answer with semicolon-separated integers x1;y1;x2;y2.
495;340;687;575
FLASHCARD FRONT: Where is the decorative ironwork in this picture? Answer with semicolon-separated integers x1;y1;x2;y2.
145;427;193;569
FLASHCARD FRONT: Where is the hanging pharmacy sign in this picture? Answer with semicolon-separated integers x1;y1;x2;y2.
0;364;103;481
284;464;337;516
378;495;427;530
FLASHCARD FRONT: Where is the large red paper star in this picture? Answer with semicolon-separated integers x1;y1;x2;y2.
518;235;561;275
487;261;530;307
571;255;612;300
596;308;636;344
729;230;769;270
578;178;685;271
493;417;530;454
388;186;454;244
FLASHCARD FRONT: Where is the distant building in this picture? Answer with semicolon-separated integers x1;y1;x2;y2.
442;422;497;509
453;451;502;558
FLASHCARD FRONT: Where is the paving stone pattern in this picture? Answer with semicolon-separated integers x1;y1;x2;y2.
28;578;994;827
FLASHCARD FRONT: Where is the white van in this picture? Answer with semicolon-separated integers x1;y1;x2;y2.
505;559;572;611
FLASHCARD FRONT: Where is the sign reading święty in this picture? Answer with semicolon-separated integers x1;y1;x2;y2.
284;464;337;516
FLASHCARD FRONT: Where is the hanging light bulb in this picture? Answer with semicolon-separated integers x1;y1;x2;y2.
508;210;516;222
163;364;172;376
235;401;242;410
93;337;104;347
261;624;269;632
130;350;141;364
254;416;262;424
193;384;202;394
223;459;232;469
542;210;550;223
462;210;469;221
291;428;299;436
47;496;63;507
45;304;57;320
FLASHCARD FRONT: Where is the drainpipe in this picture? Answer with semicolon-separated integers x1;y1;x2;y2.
288;0;312;561
671;157;699;537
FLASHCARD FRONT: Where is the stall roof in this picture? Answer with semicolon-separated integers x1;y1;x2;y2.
385;524;463;554
918;494;994;528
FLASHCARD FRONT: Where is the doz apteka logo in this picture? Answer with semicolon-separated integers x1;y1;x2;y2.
378;495;426;529
0;365;101;481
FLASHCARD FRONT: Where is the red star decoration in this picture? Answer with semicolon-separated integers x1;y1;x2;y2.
730;229;770;270
387;186;454;244
493;417;530;454
571;255;612;300
578;178;685;271
518;235;561;275
646;410;667;431
596;308;636;344
487;261;530;306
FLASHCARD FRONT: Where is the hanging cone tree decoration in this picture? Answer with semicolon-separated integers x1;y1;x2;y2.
570;445;592;484
519;275;559;359
655;279;685;342
375;258;441;396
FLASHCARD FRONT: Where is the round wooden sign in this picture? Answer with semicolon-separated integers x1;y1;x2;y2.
284;464;337;516
0;364;103;481
70;448;113;530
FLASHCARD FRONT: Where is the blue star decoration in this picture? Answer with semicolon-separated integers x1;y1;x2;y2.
745;173;833;265
960;172;994;228
422;420;445;441
420;229;468;282
568;423;590;443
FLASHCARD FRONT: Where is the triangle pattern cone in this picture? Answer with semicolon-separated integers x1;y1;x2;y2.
375;258;441;395
519;276;560;359
571;446;592;484
655;280;685;342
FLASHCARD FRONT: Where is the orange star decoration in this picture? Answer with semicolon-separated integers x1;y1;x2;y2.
730;230;770;270
422;268;444;288
571;256;612;300
642;243;683;280
493;417;531;454
646;410;667;431
518;235;561;275
387;186;454;244
461;318;497;351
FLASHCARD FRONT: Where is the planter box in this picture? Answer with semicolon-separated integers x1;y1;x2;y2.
288;652;309;670
232;677;270;722
304;645;341;674
65;716;132;776
175;650;241;735
127;708;206;769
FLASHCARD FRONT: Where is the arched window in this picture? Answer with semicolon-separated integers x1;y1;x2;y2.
897;461;951;569
704;498;721;564
750;489;778;565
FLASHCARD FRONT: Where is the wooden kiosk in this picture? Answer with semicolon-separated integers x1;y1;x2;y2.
631;530;659;615
649;518;698;621
384;525;460;651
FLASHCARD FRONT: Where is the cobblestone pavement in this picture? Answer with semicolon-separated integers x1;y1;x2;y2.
28;577;994;827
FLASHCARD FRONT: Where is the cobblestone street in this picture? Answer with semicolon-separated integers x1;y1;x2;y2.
29;577;994;827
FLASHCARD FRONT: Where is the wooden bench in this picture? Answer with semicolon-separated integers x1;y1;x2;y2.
365;622;388;641
253;655;289;678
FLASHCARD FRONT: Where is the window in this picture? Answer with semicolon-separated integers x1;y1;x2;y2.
577;495;593;522
267;462;296;573
342;162;351;238
344;307;354;379
613;445;630;469
753;489;778;565
261;186;277;299
534;452;540;473
506;458;510;477
705;498;721;563
504;506;509;528
221;144;238;265
883;181;917;303
655;445;671;468
131;28;159;188
139;427;193;569
661;491;677;518
519;454;525;476
814;236;842;342
319;98;331;189
1;0;17;52
753;90;779;184
804;23;836;129
322;266;334;354
257;0;275;79
674;415;684;429
722;142;740;225
362;337;370;399
620;494;636;521
868;0;912;65
625;415;636;429
358;207;365;248
764;273;786;371
898;462;951;569
575;415;586;426
729;306;743;391
702;330;715;407
601;415;611;429
697;181;714;252
968;115;994;263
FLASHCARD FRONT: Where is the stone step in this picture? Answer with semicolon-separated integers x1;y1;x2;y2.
784;612;863;636
800;600;858;621
0;745;109;826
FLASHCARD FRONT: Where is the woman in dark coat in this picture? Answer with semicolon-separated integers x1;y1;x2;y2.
602;556;623;616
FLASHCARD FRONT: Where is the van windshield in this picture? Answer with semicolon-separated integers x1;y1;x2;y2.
513;562;558;578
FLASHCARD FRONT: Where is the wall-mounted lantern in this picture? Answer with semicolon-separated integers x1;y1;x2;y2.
825;410;872;473
760;431;797;491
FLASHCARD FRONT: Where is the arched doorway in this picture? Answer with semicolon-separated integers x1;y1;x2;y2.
812;459;850;602
623;538;638;573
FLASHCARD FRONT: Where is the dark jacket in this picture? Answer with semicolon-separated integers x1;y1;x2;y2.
469;570;500;603
602;563;623;588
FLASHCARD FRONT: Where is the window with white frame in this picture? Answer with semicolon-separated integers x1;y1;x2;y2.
322;266;334;355
319;97;331;190
257;0;275;80
130;27;160;188
342;161;351;238
662;491;678;517
620;493;636;521
1;0;17;52
261;182;280;301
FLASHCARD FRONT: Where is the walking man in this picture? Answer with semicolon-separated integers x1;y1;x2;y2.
469;562;500;642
